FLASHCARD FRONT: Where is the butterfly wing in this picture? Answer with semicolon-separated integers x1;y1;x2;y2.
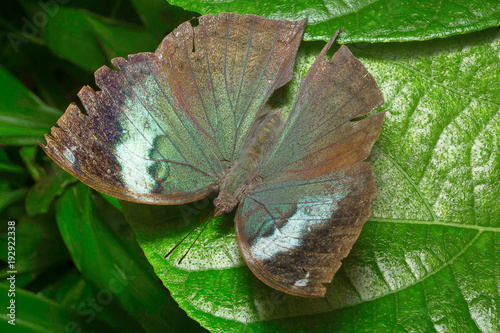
42;14;306;204
236;164;376;297
156;13;307;162
235;36;385;297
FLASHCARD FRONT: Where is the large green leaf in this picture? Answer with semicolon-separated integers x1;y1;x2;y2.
129;0;198;38
0;66;61;145
0;149;23;173
0;282;112;332
44;8;158;72
169;0;500;42
56;184;205;333
25;162;76;216
0;181;25;212
123;27;500;332
0;213;69;279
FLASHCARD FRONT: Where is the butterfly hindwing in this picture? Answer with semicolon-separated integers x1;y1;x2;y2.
236;163;376;297
43;14;306;204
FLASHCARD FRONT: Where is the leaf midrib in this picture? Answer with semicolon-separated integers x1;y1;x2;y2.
369;217;500;232
236;230;483;328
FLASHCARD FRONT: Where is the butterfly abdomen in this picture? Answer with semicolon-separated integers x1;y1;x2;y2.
244;108;282;162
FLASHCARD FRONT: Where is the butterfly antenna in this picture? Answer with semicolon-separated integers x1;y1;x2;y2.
164;207;215;259
178;208;215;264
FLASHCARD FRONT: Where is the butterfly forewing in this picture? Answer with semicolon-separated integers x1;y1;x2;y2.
43;14;306;205
263;44;385;180
43;55;219;204
155;13;306;162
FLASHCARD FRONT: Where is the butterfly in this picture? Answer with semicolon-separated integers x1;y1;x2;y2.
42;13;385;298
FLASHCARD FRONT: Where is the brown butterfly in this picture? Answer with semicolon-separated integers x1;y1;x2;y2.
42;13;385;297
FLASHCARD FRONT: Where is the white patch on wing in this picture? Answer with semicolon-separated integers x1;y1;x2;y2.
250;192;346;262
249;221;302;262
114;127;156;194
294;271;310;286
63;148;75;163
113;96;160;195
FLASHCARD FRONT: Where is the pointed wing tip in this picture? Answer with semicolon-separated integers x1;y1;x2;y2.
110;56;127;68
338;43;350;51
39;133;54;150
370;109;387;123
310;29;345;66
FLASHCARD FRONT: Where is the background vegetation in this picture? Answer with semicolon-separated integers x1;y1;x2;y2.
0;0;499;332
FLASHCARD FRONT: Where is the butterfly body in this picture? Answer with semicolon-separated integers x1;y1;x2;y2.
215;106;283;216
42;13;385;297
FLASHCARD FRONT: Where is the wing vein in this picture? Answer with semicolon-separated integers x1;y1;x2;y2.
223;15;234;113
100;76;195;170
160;43;224;177
112;64;217;180
233;21;285;157
252;174;358;193
183;33;225;164
230;17;256;159
277;84;376;171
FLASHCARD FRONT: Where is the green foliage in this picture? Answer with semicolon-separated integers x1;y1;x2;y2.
0;212;70;279
0;66;61;145
169;0;500;42
56;184;203;332
44;8;158;71
0;0;498;332
0;283;113;332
